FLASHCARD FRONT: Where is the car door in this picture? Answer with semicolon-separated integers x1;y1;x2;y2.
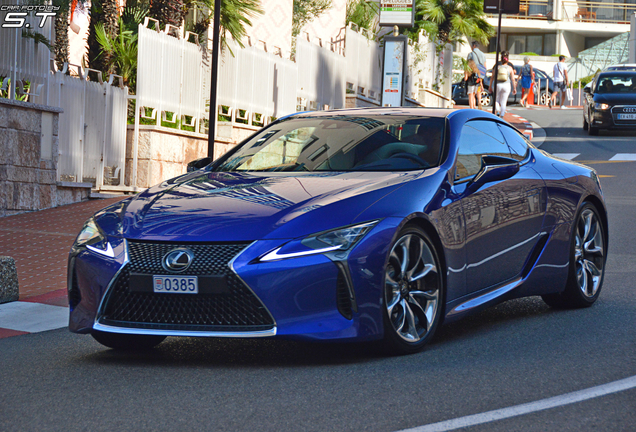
452;119;546;296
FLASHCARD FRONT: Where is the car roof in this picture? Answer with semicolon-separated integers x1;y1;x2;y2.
605;64;636;70
598;70;636;77
291;107;456;119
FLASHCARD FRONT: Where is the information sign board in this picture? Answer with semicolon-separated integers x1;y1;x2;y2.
379;0;415;27
381;37;407;107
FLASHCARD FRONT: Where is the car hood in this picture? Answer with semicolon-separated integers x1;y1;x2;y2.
99;170;420;242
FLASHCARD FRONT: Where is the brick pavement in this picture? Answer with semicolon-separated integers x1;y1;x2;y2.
0;197;125;302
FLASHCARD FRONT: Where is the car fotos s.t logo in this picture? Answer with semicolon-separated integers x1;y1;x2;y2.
1;5;59;29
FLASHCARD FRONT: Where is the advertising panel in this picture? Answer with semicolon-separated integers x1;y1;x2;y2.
381;37;407;107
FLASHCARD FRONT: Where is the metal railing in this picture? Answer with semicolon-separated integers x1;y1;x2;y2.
562;1;636;23
486;0;552;20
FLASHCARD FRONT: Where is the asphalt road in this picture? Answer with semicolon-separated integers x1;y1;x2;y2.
2;108;635;432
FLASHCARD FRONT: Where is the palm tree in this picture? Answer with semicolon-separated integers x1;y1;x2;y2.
411;0;493;46
87;0;120;74
408;0;494;93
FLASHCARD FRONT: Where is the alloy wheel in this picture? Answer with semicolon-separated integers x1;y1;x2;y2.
574;208;605;298
385;233;440;343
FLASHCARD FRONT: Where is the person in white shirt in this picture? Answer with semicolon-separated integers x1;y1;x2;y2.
489;51;517;118
551;55;569;109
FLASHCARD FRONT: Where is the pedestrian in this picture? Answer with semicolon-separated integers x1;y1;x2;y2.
519;56;534;108
464;59;481;109
551;55;569;109
489;51;517;118
467;41;486;109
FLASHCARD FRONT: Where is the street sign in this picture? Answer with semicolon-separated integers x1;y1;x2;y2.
483;0;519;14
379;0;415;27
381;36;407;107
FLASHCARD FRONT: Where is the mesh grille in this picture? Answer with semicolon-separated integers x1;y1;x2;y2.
99;241;275;332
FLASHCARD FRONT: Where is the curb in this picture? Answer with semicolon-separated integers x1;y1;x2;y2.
507;113;534;141
0;256;19;304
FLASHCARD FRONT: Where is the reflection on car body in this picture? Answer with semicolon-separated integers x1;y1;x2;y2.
68;108;609;355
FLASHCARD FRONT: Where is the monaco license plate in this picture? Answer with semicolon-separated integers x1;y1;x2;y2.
618;113;636;120
153;275;198;294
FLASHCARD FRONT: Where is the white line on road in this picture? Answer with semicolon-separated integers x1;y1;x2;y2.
395;375;636;432
551;153;580;160
609;153;636;161
0;302;68;332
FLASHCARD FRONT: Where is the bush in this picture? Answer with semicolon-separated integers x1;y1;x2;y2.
518;52;538;56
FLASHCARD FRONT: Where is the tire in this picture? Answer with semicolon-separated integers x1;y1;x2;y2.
539;91;552;106
382;226;444;355
480;91;492;107
583;114;589;131
588;124;599;136
542;203;606;309
91;330;166;350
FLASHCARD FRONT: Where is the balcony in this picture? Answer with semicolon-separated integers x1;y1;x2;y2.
486;0;636;24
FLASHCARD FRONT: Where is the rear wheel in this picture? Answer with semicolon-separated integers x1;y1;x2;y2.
382;226;444;355
539;91;552;106
91;330;166;350
542;203;606;308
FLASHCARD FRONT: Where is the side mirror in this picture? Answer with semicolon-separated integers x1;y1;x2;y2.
583;86;591;94
187;157;213;172
470;155;519;188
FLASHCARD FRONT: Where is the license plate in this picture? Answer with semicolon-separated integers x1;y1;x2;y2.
618;113;636;120
153;275;198;294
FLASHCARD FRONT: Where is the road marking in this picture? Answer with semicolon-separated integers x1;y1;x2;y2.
396;375;636;432
0;301;68;333
551;153;579;160
609;153;636;161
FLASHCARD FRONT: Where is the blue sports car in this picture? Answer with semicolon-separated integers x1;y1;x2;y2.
68;108;608;355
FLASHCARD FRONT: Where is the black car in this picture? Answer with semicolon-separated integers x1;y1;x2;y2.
452;65;554;107
583;70;636;135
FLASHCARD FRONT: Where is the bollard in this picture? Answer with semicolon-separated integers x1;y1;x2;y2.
0;256;19;304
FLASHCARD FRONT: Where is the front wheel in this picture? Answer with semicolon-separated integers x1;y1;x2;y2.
382;226;444;355
91;330;166;350
583;114;589;131
542;203;606;308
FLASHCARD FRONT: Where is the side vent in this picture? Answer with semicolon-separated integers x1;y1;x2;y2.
521;233;550;278
335;263;357;320
69;269;81;310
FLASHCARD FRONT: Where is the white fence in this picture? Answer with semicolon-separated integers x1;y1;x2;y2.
47;67;129;187
343;26;382;101
136;19;208;131
0;0;53;103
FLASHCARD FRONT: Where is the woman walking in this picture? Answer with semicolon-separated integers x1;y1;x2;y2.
490;51;517;117
464;59;481;109
520;56;534;107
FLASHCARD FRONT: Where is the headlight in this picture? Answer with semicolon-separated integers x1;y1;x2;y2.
594;103;610;110
260;220;379;262
74;218;114;258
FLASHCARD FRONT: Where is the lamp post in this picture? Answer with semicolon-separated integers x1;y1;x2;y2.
207;0;222;158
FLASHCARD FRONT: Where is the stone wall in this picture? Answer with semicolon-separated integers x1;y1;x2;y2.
0;99;91;217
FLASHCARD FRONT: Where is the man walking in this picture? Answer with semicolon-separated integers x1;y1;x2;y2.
467;41;486;109
551;55;569;109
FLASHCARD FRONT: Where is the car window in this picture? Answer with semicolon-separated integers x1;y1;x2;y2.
455;120;511;180
212;115;446;172
595;74;636;94
498;124;529;161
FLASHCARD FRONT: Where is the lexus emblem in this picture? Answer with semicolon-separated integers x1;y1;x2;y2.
162;249;194;272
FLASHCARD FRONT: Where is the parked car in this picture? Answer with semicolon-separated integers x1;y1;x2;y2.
452;65;554;107
69;108;608;355
583;70;636;135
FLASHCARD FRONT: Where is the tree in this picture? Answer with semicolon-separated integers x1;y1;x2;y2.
87;0;120;74
292;0;332;38
345;0;378;34
150;0;185;28
409;0;493;47
407;0;494;94
184;0;263;52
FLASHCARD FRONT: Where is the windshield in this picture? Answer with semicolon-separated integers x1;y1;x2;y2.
212;115;446;172
596;74;636;94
